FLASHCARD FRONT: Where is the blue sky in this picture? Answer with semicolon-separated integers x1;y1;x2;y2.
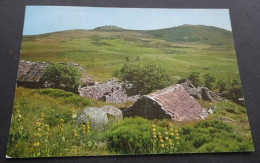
23;6;232;35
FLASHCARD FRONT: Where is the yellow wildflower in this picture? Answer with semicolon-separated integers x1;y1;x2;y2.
65;148;69;151
160;139;164;143
176;137;179;140
158;132;161;135
153;135;157;139
152;124;155;128
177;142;180;145
35;121;41;127
170;128;173;132
169;142;173;146
35;133;40;137
33;142;40;147
164;132;168;135
160;144;165;148
175;129;178;133
170;132;174;136
165;136;169;140
152;128;156;132
60;119;64;123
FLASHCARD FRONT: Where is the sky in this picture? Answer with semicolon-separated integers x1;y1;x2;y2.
23;6;232;35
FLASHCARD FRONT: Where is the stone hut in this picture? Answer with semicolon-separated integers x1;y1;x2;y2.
123;84;207;121
17;60;95;88
17;60;50;88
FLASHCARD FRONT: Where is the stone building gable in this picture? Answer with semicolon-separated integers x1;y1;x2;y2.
17;60;95;87
123;84;206;121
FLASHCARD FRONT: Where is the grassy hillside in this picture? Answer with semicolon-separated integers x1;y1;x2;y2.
20;25;238;82
7;87;254;157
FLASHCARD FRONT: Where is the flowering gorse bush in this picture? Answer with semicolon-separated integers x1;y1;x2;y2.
150;123;181;154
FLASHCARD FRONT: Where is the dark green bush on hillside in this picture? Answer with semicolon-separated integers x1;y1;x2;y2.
41;63;81;93
119;64;172;95
180;120;253;152
203;73;216;90
107;117;168;154
227;79;243;105
217;80;227;92
188;71;202;87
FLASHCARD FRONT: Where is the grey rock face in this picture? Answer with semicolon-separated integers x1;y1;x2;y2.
102;105;123;121
208;108;214;114
77;107;108;128
77;106;123;128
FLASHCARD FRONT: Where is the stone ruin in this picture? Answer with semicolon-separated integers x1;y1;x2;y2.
177;79;221;101
17;60;95;88
78;78;140;104
17;60;50;88
123;84;207;121
17;60;139;104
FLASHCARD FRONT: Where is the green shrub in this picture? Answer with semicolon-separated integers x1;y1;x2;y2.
194;120;233;133
107;117;154;154
119;64;172;95
41;63;81;93
106;117;181;154
203;73;216;90
217;80;227;92
188;71;202;87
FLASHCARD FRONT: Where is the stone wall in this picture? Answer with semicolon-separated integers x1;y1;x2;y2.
78;78;140;104
123;96;173;119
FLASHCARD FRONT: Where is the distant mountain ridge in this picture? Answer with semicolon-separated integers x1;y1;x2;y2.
94;25;126;31
23;25;233;44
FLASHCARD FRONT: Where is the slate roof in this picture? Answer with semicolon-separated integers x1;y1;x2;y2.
146;84;204;121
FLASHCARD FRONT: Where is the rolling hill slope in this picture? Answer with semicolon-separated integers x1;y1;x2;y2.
20;25;238;82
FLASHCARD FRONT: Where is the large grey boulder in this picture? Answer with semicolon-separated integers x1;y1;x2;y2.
77;106;123;128
77;107;108;128
102;105;123;121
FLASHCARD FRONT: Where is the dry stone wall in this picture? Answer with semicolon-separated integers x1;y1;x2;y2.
78;78;140;104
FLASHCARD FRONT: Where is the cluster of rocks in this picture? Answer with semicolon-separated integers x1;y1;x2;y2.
178;79;222;102
78;78;140;104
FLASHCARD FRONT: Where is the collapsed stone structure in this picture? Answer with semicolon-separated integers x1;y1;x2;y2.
123;84;207;121
178;79;221;101
17;60;95;88
79;78;140;104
